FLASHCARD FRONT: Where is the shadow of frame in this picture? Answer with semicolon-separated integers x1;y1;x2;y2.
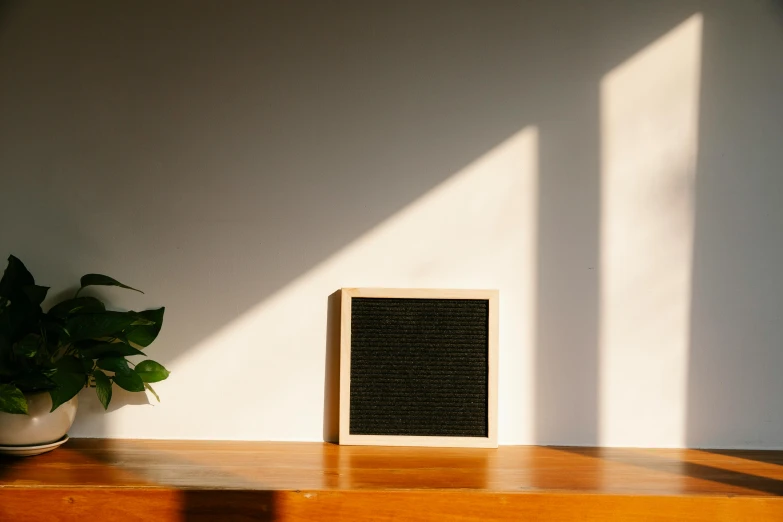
323;290;342;443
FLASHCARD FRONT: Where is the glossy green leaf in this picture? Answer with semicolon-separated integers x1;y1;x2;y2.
0;383;28;414
13;334;40;358
112;370;144;392
13;371;56;392
22;285;49;306
0;324;10;352
144;382;160;402
96;356;131;374
39;312;68;340
125;307;165;348
56;354;84;374
80;356;94;374
48;297;106;318
0;348;21;380
79;274;143;294
0;255;34;300
65;312;138;341
48;356;86;412
134;360;170;383
79;342;144;360
93;370;112;410
0;268;42;340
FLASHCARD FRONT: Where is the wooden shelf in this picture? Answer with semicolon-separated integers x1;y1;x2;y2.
1;439;782;521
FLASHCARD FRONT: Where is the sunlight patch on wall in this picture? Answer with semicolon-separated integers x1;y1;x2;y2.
98;127;539;442
599;15;702;447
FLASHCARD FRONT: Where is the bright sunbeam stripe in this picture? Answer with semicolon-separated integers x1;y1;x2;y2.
599;14;703;448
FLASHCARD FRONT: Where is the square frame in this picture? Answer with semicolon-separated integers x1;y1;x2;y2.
339;288;498;448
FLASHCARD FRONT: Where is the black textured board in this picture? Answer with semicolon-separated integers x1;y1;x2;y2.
349;297;489;437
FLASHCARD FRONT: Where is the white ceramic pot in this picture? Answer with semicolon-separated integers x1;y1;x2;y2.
0;392;78;446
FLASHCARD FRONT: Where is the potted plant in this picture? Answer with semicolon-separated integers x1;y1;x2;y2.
0;255;169;455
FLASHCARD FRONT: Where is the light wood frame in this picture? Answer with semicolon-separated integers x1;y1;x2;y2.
339;288;499;448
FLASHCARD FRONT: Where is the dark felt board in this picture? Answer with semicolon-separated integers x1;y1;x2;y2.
349;297;489;437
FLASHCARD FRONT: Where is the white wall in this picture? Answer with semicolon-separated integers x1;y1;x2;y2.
1;0;781;448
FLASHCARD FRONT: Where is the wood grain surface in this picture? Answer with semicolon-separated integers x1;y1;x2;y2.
1;439;782;521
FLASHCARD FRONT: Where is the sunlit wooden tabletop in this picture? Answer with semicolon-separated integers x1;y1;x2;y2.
1;439;782;521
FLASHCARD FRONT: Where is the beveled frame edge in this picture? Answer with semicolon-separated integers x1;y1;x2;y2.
338;287;499;448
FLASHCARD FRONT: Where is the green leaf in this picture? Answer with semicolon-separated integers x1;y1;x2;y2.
49;356;87;412
93;370;112;410
65;311;138;341
79;274;143;294
49;380;83;412
13;333;40;358
80;356;94;374
112;370;145;392
125;307;165;347
134;360;170;383
144;382;160;402
79;342;144;360
96;356;131;374
56;354;87;374
0;258;43;341
0;255;35;300
0;345;22;380
0;383;28;414
39;316;69;344
48;297;106;318
22;285;49;306
13;371;56;392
